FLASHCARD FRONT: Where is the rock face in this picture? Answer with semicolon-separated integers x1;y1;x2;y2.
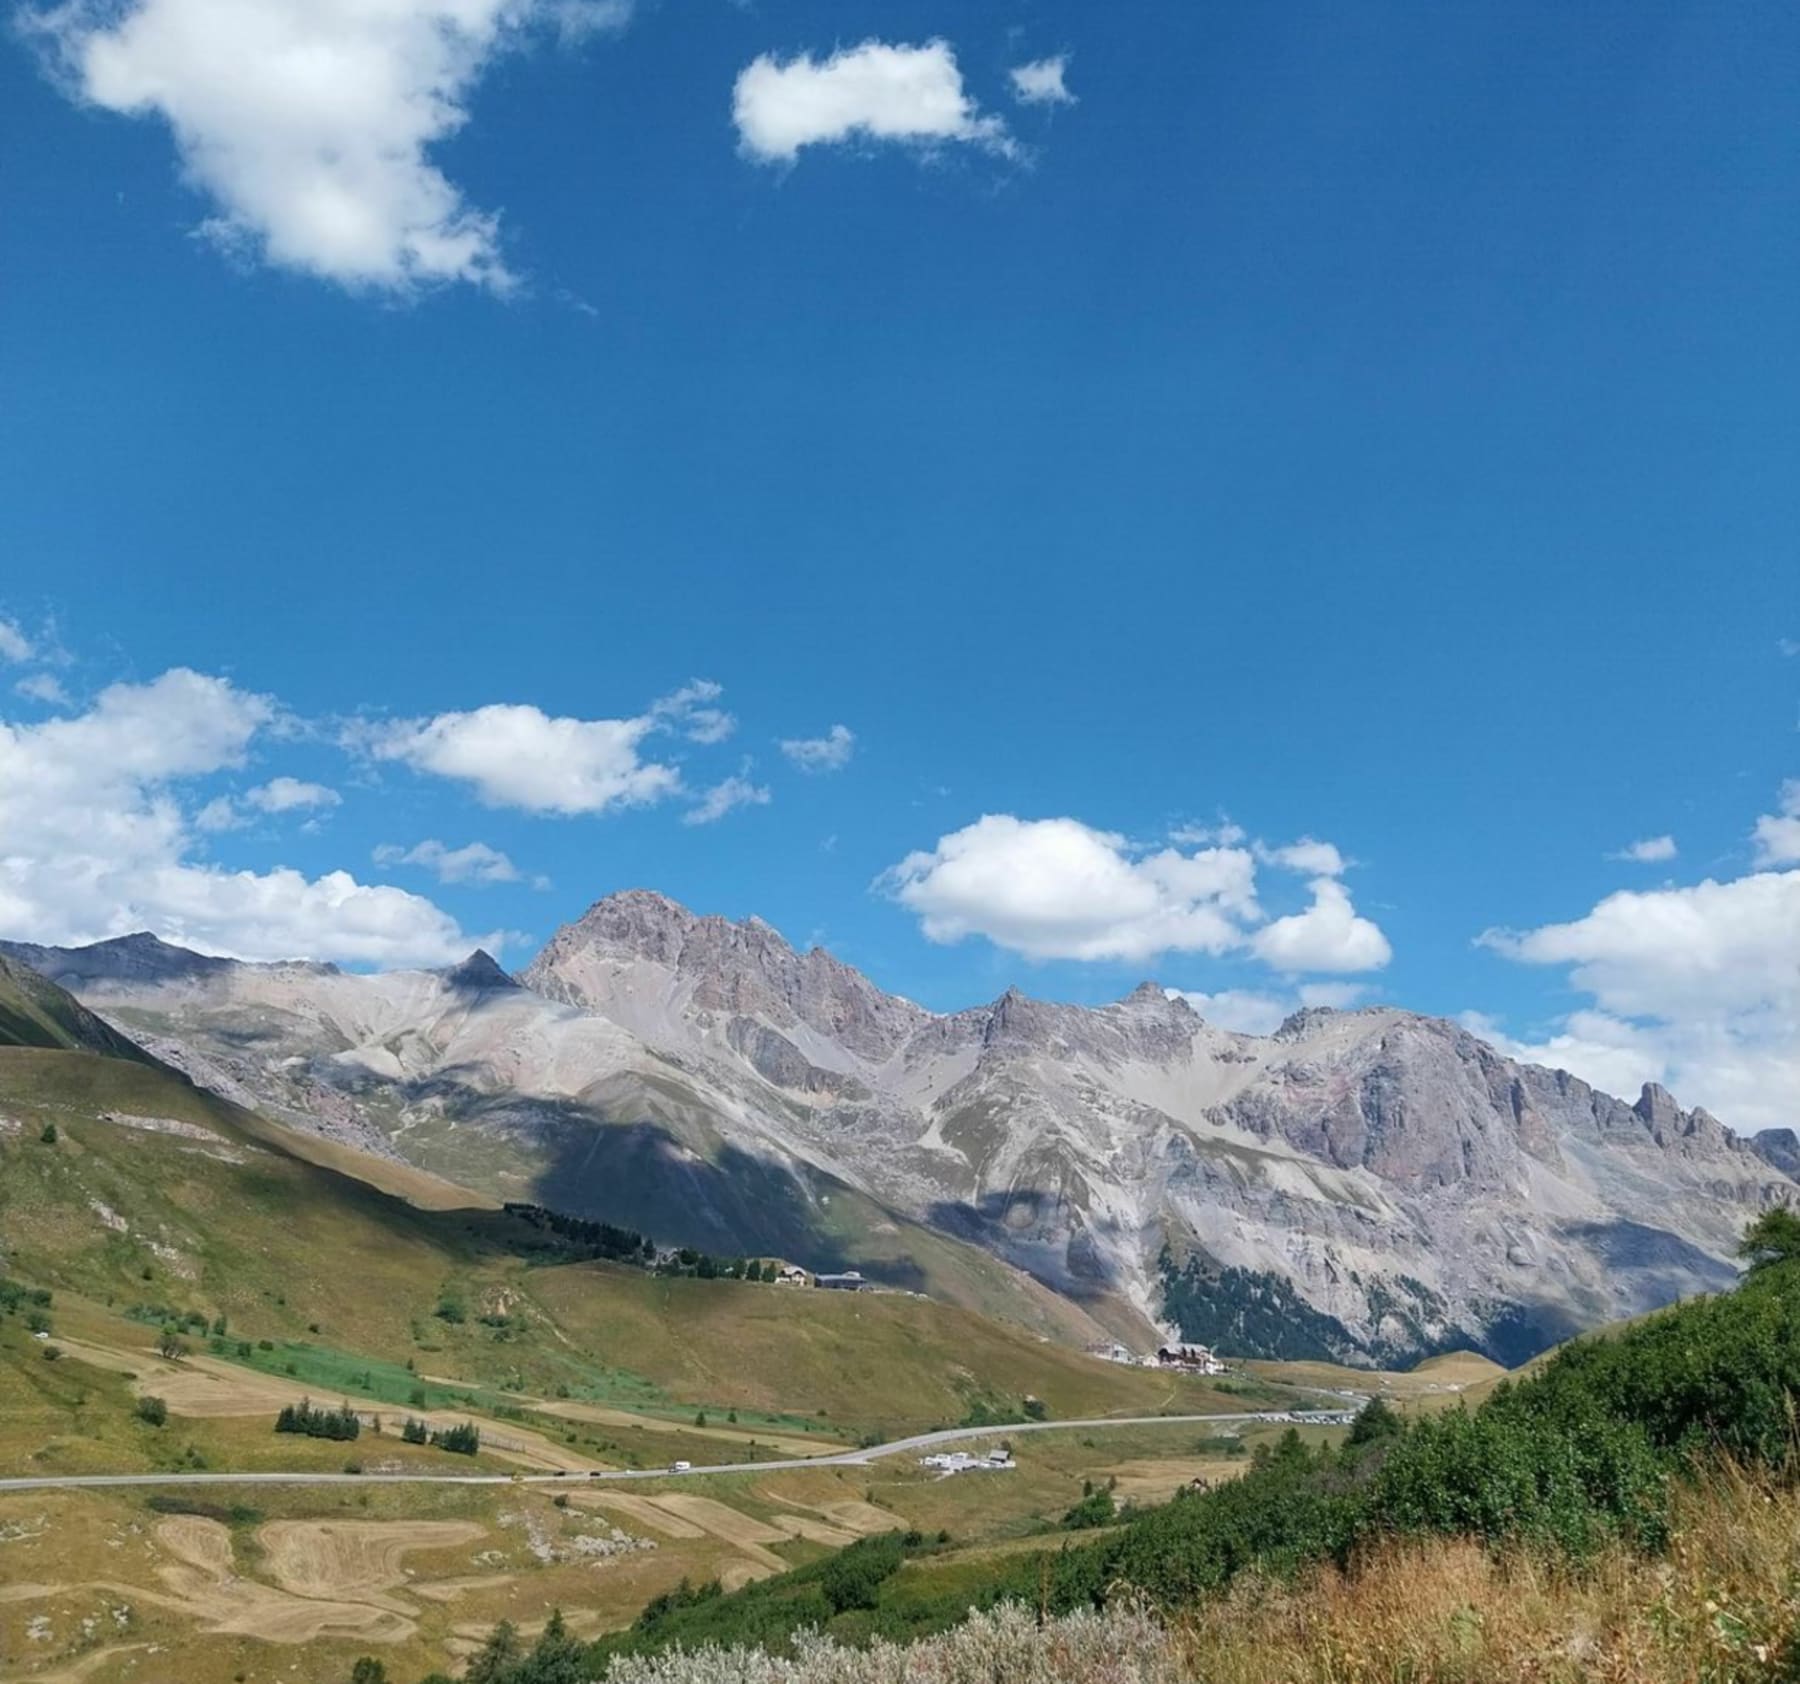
6;890;1793;1366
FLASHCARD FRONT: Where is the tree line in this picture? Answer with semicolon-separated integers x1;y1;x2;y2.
501;1201;790;1284
274;1398;360;1441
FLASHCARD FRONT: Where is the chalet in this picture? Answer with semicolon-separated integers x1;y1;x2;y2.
773;1264;810;1286
1156;1343;1226;1374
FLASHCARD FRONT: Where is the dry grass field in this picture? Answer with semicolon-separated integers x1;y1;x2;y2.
0;1411;1300;1683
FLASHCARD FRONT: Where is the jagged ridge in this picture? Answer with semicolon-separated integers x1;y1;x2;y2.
4;891;1792;1365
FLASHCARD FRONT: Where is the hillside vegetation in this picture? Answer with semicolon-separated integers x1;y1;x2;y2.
432;1228;1800;1681
0;951;152;1063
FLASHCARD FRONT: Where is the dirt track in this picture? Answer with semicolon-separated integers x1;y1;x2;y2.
258;1518;486;1612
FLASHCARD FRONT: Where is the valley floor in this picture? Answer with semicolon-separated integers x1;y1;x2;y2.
0;1298;1313;1684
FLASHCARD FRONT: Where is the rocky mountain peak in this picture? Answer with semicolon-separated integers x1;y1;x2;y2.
1121;980;1168;1007
521;889;931;1063
441;949;517;992
1273;1004;1341;1040
0;930;233;987
1752;1128;1800;1178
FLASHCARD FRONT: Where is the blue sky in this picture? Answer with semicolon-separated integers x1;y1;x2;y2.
1;1;1797;1124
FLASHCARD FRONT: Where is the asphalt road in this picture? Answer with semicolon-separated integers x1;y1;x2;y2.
0;1410;1353;1493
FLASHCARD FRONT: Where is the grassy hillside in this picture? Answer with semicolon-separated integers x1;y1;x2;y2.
0;1036;1244;1445
530;1262;1279;1438
0;951;153;1062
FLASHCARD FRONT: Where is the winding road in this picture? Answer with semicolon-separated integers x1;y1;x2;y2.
0;1410;1354;1493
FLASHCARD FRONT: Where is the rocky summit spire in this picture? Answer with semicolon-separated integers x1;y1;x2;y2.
442;949;517;992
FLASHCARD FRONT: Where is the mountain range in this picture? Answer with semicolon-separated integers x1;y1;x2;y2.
6;889;1793;1367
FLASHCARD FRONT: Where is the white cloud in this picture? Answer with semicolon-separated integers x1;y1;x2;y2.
1008;55;1074;106
365;702;680;815
1611;834;1678;863
1482;791;1800;1128
1164;987;1290;1036
0;620;33;663
15;673;69;706
246;776;340;814
1260;837;1346;877
374;838;524;885
779;724;855;774
1301;981;1368;1010
884;816;1259;964
362;682;745;815
0;669;483;966
683;771;771;827
1482;869;1800;1022
882;814;1388;972
1752;781;1800;867
1170;820;1246;848
733;39;1012;164
1250;877;1392;973
26;0;626;294
653;679;736;745
1163;979;1367;1037
1458;1009;1670;1105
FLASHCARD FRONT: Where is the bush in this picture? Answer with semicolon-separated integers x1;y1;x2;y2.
135;1396;169;1427
1064;1484;1116;1530
819;1533;906;1614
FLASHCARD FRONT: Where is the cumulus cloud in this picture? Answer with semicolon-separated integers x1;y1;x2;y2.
884;816;1258;963
0;620;33;663
733;39;1012;164
1611;834;1678;863
1250;878;1392;974
25;0;627;293
191;774;339;831
374;838;526;885
1164;979;1368;1038
1164;987;1289;1036
1481;792;1800;1128
366;704;676;815
1752;782;1800;867
1459;1010;1670;1107
0;669;482;966
246;776;340;814
1259;837;1346;877
683;771;771;826
779;724;855;774
880;814;1389;971
362;681;737;815
1008;55;1074;106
